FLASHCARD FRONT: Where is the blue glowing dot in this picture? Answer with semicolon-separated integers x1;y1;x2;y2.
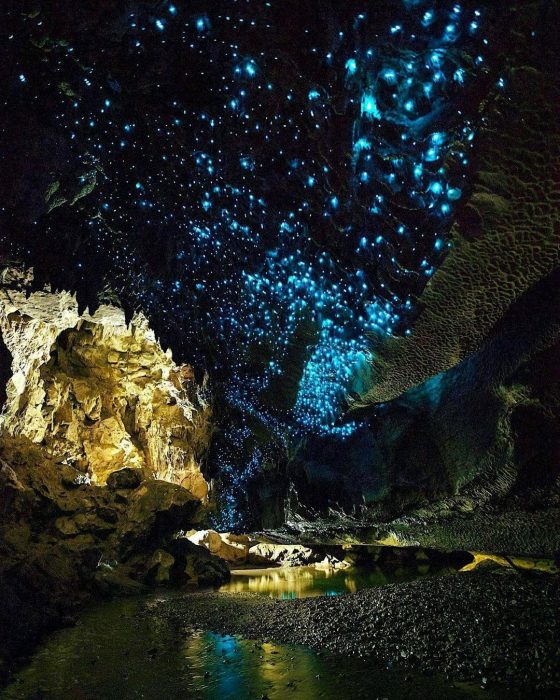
155;19;165;31
245;62;257;77
18;73;26;83
428;182;443;195
345;58;357;75
381;69;397;84
353;137;371;152
404;99;415;112
168;4;177;14
422;10;434;27
454;68;465;84
361;94;381;119
330;196;339;209
196;16;210;31
447;187;462;201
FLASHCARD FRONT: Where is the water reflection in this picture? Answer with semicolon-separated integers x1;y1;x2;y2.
2;596;521;700
219;564;450;599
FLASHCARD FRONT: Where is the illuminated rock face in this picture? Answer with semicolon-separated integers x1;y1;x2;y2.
0;282;211;499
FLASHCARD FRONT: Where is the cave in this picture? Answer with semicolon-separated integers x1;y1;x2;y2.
0;1;559;697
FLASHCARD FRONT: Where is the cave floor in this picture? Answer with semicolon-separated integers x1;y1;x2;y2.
3;566;558;699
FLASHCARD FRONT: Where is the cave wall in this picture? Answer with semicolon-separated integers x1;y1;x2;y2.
271;270;560;556
255;9;560;554
355;57;560;406
0;271;228;680
0;276;211;499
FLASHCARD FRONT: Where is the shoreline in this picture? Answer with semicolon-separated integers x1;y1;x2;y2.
145;570;560;693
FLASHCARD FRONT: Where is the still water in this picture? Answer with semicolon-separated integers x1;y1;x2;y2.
2;567;522;700
220;563;448;598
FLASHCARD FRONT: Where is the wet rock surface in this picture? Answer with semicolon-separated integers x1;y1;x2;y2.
0;435;229;683
147;570;560;693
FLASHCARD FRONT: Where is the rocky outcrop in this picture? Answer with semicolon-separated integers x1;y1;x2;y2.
261;267;560;556
0;433;229;681
0;275;229;680
0;275;211;498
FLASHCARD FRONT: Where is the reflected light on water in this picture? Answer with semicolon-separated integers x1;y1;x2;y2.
219;565;432;598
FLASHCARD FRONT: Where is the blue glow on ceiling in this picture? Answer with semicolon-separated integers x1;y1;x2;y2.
8;0;492;527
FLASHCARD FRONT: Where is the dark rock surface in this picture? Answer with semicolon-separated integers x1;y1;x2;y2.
0;436;229;683
147;570;560;693
263;269;560;556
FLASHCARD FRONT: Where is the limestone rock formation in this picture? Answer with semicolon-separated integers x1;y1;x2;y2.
0;273;232;680
0;276;211;499
354;65;560;406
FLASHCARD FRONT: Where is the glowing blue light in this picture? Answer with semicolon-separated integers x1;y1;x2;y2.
245;61;257;77
360;171;369;183
428;181;443;195
240;157;254;171
425;148;438;161
422;10;435;27
430;52;441;67
330;196;339;209
345;58;357;75
307;176;316;186
168;4;177;14
155;19;165;31
454;68;465;84
447;187;462;200
196;16;209;32
353;137;371;152
404;99;415;112
441;203;451;214
434;238;444;250
361;94;381;119
18;73;26;83
381;69;397;84
308;90;320;100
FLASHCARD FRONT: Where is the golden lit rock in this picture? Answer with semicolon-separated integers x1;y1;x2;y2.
0;284;211;499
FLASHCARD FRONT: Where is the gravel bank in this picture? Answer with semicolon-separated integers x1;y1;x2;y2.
145;571;560;693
